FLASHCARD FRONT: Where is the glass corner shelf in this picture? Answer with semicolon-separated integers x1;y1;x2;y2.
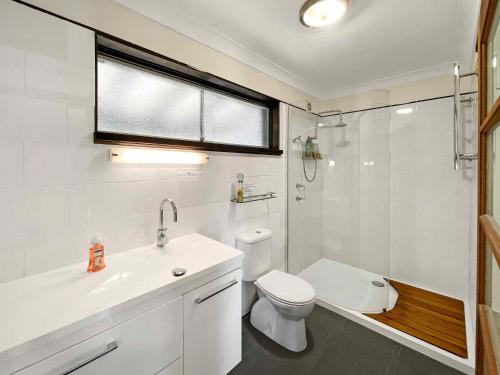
231;192;277;203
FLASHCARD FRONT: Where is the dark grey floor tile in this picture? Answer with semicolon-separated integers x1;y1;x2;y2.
230;305;465;375
392;347;465;375
309;352;377;375
333;320;402;373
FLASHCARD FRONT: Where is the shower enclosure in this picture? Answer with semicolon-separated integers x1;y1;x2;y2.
287;92;477;315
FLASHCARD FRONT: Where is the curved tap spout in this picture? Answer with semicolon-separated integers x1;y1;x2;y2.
157;198;178;247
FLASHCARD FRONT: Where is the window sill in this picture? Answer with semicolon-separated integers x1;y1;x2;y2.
94;132;283;156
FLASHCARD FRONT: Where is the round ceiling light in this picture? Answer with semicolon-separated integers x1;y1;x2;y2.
300;0;349;28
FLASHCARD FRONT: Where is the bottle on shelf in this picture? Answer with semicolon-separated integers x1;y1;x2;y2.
236;172;245;203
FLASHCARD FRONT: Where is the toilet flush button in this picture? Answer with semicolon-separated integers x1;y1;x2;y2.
256;230;261;234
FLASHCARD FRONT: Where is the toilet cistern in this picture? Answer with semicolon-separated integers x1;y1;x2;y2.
157;198;178;247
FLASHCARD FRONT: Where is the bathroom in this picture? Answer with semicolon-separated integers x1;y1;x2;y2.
0;0;499;374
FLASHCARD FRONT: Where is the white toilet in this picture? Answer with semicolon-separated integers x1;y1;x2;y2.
236;228;316;352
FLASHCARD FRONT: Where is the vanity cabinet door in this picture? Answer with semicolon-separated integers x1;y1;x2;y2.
184;268;242;375
17;297;183;375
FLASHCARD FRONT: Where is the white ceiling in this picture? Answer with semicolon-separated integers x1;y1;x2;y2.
114;0;479;99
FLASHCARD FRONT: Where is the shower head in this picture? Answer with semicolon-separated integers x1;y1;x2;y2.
318;122;347;128
317;109;347;128
334;121;347;128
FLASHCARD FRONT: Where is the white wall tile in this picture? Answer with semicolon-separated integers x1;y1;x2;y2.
156;167;178;180
0;186;25;234
0;140;23;185
157;180;179;203
69;183;130;224
272;246;286;269
93;183;132;220
0;44;24;93
0;93;67;143
0;3;288;292
0;0;69;60
25;52;94;105
313;98;473;302
24;185;68;230
68;184;93;224
101;163;157;183
213;177;234;203
103;214;156;255
177;177;214;208
23;142;70;186
68;105;94;145
132;181;158;215
389;100;472;299
24;222;101;276
0;232;24;282
67;24;95;69
67;145;103;184
197;202;230;232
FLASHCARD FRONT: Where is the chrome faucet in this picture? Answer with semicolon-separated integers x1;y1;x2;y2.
157;198;178;247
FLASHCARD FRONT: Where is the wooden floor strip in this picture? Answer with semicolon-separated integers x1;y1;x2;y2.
364;280;468;358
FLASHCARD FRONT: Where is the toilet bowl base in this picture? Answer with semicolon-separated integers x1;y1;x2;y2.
250;297;307;352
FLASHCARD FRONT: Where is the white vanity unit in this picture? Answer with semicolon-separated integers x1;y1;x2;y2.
0;234;243;375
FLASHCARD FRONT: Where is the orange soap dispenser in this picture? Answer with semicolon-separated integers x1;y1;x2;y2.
87;233;106;273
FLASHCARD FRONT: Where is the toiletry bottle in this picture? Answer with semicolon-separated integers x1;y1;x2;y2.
87;233;106;273
313;140;321;159
236;173;245;203
305;137;313;158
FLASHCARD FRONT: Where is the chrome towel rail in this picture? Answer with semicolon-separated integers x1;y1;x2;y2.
453;62;478;170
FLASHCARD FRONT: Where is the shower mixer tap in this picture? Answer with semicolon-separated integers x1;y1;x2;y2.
296;183;306;201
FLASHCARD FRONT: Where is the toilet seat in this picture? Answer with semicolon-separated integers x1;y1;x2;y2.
255;270;316;305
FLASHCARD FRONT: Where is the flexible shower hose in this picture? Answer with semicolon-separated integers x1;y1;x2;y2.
297;137;317;182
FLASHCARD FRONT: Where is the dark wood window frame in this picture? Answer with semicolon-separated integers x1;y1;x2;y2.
477;0;500;373
94;34;282;156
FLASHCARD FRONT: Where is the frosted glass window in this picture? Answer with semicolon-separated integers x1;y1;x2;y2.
98;56;201;141
203;91;269;147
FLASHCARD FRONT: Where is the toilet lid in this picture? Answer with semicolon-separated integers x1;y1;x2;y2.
256;270;316;305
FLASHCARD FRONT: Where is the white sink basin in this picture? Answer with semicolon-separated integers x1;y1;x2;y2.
0;233;243;361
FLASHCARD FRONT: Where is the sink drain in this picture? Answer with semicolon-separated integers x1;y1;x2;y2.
172;268;186;277
371;280;385;287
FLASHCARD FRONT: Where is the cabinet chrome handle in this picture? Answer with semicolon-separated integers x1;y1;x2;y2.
195;279;238;304
60;341;118;374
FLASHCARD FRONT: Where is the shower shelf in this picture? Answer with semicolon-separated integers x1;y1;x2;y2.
231;192;277;204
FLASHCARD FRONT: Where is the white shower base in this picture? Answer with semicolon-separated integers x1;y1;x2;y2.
297;257;475;374
298;258;398;313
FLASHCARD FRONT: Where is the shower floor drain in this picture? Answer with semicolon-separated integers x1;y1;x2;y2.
371;281;385;287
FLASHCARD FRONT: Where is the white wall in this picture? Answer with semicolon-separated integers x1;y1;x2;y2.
389;97;475;300
0;0;478;310
0;0;287;306
319;73;477;114
21;0;319;111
